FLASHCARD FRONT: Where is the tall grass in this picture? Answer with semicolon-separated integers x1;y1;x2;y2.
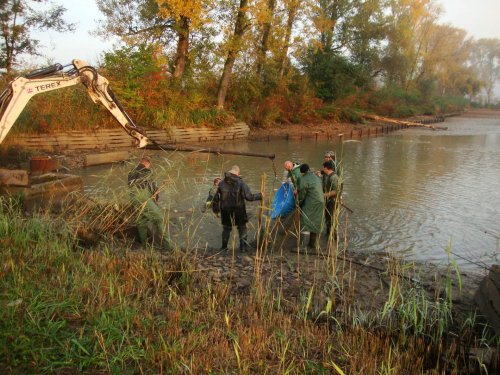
1;177;497;374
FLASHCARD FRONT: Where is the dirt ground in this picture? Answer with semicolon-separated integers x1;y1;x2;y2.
186;242;484;325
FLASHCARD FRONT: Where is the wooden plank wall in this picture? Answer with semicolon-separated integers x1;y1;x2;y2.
2;123;250;152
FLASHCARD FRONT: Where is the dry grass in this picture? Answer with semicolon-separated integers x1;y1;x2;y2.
0;191;498;373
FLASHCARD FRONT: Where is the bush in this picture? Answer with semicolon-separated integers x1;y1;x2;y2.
301;49;370;103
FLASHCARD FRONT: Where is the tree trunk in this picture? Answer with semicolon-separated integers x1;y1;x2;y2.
216;0;249;110
173;16;190;79
256;0;276;79
278;2;298;79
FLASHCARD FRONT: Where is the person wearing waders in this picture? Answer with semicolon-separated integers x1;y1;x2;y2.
297;163;324;250
322;160;339;240
128;156;172;251
212;165;262;252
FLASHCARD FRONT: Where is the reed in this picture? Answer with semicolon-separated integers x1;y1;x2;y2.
1;164;497;374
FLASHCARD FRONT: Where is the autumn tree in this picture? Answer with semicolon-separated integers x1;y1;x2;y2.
0;0;74;77
96;0;213;79
415;24;471;97
156;0;213;78
255;0;276;79
96;1;174;48
216;0;250;109
278;0;300;79
380;0;440;89
470;38;500;106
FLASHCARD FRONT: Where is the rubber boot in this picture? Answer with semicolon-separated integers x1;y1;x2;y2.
308;232;318;249
221;226;231;250
137;224;148;247
238;226;248;252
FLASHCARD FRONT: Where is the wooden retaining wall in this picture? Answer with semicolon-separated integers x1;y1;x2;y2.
2;123;250;152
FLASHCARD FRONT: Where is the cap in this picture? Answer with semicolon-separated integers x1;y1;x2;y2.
228;165;240;175
324;151;335;157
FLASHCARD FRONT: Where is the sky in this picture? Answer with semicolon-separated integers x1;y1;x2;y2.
34;0;500;66
438;0;500;39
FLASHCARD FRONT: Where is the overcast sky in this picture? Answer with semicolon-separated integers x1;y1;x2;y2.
34;0;500;66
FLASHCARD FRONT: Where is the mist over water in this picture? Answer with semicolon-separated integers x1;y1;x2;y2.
78;116;500;270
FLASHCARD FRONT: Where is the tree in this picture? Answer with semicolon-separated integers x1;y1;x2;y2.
97;0;213;80
470;38;500;106
216;0;250;109
255;0;276;79
380;0;440;89
0;0;74;77
156;0;213;78
277;0;300;79
302;48;368;102
102;44;169;126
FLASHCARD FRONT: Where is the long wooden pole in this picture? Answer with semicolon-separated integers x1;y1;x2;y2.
145;143;275;159
363;114;448;130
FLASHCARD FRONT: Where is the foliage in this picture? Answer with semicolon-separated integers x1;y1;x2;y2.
469;38;500;106
2;0;499;132
156;0;211;29
102;44;169;126
301;49;370;102
367;85;424;117
0;0;74;76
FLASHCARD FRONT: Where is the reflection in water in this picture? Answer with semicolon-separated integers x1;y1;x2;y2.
77;116;500;270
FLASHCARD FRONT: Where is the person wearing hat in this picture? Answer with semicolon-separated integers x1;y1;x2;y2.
212;165;262;252
323;150;341;177
128;156;172;251
297;163;324;250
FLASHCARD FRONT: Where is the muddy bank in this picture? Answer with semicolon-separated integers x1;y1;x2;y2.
248;114;448;141
185;245;484;322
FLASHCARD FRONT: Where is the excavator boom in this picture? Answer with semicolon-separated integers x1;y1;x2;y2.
0;59;150;147
0;60;275;160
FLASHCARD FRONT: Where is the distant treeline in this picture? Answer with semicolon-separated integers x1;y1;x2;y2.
2;0;500;132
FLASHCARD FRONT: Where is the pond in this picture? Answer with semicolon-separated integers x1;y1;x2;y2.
77;114;500;270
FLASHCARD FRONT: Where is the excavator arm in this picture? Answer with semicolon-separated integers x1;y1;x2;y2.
0;59;276;160
0;59;151;147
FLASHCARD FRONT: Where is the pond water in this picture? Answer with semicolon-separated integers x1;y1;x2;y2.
77;115;500;270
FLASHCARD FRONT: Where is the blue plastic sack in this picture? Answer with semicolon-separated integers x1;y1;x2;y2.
270;182;295;219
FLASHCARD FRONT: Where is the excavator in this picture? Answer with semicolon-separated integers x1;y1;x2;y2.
0;59;275;159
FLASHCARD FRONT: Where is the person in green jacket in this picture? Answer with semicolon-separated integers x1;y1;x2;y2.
297;163;324;249
283;160;302;188
128;156;172;251
322;160;339;239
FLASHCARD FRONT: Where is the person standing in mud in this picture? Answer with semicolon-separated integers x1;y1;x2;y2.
212;165;262;252
204;177;221;210
128;156;172;251
322;160;339;240
297;164;324;250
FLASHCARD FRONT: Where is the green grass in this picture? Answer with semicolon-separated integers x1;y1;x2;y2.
0;196;498;373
